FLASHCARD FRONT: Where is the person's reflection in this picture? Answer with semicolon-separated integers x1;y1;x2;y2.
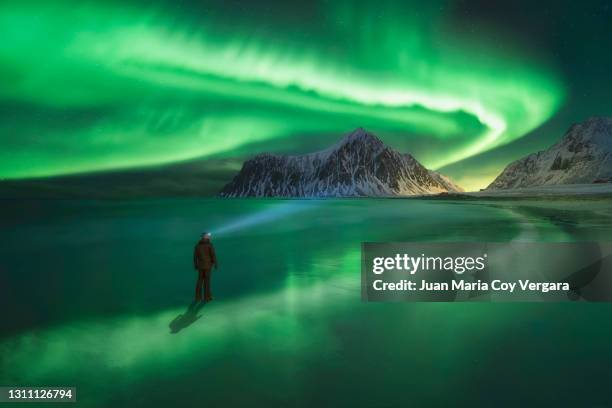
169;301;205;334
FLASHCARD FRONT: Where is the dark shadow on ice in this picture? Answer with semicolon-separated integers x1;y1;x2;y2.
563;253;612;302
169;301;205;334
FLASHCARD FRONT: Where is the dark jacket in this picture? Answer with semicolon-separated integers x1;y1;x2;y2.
193;239;217;270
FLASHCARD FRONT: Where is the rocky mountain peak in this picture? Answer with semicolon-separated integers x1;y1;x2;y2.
487;117;612;190
560;117;612;150
219;129;462;197
337;127;383;146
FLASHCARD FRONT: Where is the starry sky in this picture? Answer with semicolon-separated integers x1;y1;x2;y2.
0;0;610;191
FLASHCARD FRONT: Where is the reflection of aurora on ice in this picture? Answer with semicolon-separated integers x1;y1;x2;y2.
2;198;612;406
0;250;360;391
0;245;537;407
0;200;580;386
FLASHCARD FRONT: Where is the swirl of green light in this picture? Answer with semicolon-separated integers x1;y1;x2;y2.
0;1;564;189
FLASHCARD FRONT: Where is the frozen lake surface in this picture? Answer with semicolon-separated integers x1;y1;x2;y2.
1;197;612;407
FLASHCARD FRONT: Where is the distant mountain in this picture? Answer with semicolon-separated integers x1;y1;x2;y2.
0;159;239;199
487;117;612;190
219;128;463;197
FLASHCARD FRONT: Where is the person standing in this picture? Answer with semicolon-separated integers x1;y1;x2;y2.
193;232;218;302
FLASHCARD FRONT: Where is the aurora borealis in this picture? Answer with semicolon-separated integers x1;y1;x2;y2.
0;0;609;190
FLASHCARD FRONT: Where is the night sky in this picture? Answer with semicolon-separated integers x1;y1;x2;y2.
1;0;610;191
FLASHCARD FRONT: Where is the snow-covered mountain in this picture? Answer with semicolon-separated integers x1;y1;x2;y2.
487;117;612;190
219;128;463;197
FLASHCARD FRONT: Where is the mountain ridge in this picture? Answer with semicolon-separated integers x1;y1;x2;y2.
487;117;612;190
219;128;463;197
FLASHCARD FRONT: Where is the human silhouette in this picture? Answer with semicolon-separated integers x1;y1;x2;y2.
193;232;218;302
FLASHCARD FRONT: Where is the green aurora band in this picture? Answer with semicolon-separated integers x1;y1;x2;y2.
0;0;564;190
